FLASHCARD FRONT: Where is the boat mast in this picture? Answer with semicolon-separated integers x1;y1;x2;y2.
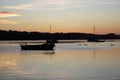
50;25;52;33
93;25;95;35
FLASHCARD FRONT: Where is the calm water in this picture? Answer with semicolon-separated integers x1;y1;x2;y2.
0;40;120;80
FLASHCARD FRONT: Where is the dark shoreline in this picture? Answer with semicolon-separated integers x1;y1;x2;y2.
0;30;120;40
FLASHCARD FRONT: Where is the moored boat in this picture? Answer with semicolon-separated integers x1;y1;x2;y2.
20;40;55;50
87;25;105;42
87;38;105;42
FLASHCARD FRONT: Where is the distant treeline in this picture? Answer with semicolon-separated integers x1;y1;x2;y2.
0;30;120;40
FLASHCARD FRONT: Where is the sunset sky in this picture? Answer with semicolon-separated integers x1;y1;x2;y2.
0;0;120;34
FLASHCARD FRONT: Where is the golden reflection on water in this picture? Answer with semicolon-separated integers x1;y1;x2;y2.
0;60;17;70
0;53;19;70
0;48;119;64
0;47;120;80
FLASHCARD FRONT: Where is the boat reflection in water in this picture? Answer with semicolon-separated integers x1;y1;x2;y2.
20;50;55;55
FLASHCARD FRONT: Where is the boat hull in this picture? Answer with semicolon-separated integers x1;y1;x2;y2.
20;43;55;50
87;39;105;42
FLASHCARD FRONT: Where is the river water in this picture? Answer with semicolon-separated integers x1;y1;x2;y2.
0;40;120;80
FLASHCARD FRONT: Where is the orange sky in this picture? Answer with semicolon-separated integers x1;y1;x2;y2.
0;0;120;34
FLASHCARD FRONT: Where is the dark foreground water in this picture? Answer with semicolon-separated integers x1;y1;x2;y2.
0;40;120;80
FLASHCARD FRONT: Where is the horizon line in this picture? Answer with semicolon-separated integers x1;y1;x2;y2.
0;29;119;35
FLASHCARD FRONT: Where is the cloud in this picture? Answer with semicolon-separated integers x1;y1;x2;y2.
3;0;69;10
4;3;39;10
102;1;120;5
3;0;120;11
0;12;20;18
66;0;120;8
0;20;19;24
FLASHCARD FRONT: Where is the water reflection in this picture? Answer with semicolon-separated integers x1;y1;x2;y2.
20;50;55;55
0;53;18;70
93;43;96;60
0;41;120;80
0;60;17;70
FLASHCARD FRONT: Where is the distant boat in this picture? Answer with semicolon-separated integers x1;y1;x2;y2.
87;25;105;42
87;38;105;42
20;40;55;50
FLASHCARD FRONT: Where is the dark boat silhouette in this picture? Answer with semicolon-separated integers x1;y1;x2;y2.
87;38;105;42
20;40;55;50
87;25;105;42
20;25;58;50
